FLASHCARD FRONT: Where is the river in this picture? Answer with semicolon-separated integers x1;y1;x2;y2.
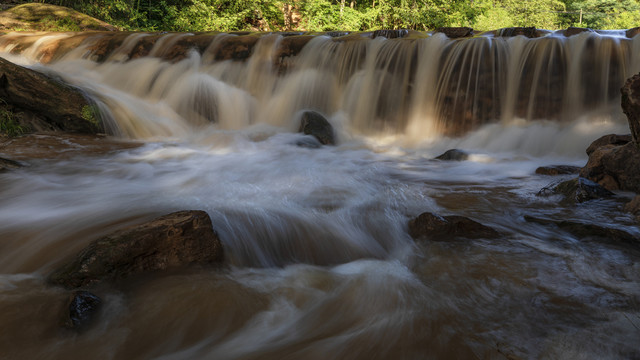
0;30;639;359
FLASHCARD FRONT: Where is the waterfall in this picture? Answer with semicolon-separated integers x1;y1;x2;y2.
1;30;638;140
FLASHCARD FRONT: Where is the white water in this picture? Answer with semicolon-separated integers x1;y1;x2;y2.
0;31;639;359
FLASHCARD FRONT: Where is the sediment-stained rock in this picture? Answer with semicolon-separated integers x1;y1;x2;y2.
408;212;500;241
48;210;224;289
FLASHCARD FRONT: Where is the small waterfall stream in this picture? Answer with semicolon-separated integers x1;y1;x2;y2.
0;30;638;359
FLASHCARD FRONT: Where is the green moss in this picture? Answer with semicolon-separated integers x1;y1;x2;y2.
0;103;26;137
81;104;99;126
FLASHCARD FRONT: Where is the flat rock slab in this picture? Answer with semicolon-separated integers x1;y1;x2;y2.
49;210;224;289
408;212;500;241
0;133;140;161
535;165;581;176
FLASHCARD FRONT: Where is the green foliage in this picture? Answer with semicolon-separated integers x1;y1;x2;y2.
0;106;26;137
42;0;640;31
565;0;640;29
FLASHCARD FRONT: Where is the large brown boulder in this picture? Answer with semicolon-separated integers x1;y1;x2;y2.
0;57;103;134
408;212;500;241
48;210;224;289
622;72;640;145
580;141;640;192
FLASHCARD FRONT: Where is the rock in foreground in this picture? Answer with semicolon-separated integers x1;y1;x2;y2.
408;212;500;241
49;210;223;289
580;140;640;192
538;177;614;204
67;290;102;331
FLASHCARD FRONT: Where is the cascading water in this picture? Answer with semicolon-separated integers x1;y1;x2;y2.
0;30;639;359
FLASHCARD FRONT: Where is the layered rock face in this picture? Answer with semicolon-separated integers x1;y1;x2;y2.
0;57;103;134
581;73;640;193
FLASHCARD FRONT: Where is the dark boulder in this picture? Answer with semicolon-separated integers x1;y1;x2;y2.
585;134;631;156
622;72;640;145
0;57;103;134
48;210;224;289
298;110;335;146
408;212;500;241
539;177;614;204
434;149;469;161
67;290;102;331
535;165;581;176
580;141;640;192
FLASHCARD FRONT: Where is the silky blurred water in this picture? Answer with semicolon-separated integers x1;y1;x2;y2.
0;31;639;359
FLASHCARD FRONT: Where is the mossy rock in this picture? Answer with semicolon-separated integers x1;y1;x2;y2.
0;3;117;32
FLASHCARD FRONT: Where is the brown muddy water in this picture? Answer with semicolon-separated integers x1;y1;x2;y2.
0;30;639;359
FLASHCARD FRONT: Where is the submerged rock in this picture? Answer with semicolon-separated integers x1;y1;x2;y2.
622;72;640;145
67;290;102;331
434;149;469;161
298;110;335;146
535;165;581;176
49;210;224;289
524;215;638;246
0;156;23;171
408;212;500;241
539;177;614;204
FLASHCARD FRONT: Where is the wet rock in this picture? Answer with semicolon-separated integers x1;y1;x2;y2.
535;165;581;176
580;141;640;192
435;27;474;38
524;215;638;246
372;30;409;39
434;149;469;161
497;27;540;38
624;195;640;221
622;73;640;145
298;110;335;146
48;210;224;289
539;177;614;204
585;134;631;156
214;35;260;61
627;27;640;38
408;212;500;241
564;27;594;37
0;156;23;171
0;57;103;134
67;290;101;331
294;134;322;149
